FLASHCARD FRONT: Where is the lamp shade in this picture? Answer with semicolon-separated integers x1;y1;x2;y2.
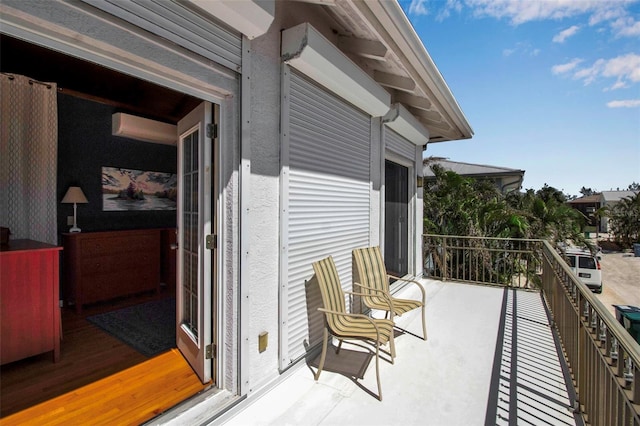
61;186;88;204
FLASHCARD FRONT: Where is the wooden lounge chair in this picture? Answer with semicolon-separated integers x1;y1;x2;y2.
312;255;396;400
352;246;427;340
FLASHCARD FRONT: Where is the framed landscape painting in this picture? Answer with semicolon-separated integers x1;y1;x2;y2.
102;166;177;211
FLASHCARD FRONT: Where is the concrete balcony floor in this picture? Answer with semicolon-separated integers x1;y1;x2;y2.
215;280;581;426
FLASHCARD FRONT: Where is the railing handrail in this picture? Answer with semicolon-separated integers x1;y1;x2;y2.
541;239;640;364
423;233;541;243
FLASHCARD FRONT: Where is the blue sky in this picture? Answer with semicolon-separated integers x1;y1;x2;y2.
399;0;640;196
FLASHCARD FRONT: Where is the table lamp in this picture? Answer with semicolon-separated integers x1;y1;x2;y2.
61;186;88;233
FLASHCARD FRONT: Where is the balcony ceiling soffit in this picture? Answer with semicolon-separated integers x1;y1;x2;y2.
316;0;468;142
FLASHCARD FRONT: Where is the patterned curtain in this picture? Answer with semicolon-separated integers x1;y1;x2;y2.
0;73;58;245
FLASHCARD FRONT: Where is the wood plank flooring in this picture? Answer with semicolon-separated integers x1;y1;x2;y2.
1;349;206;425
1;292;206;424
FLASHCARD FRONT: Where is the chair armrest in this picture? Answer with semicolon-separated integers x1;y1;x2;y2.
352;282;388;295
387;274;426;304
347;286;396;315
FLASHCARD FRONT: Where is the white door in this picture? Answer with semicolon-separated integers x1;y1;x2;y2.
176;102;214;383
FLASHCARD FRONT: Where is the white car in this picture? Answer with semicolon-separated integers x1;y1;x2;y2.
564;248;603;293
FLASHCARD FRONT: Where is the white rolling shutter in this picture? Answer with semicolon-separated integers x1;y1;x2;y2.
82;0;243;71
281;70;371;367
386;128;416;160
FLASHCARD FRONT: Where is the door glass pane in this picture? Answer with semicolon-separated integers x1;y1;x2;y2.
385;160;409;276
181;130;199;337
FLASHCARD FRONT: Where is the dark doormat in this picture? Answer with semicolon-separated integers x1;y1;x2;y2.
86;297;176;357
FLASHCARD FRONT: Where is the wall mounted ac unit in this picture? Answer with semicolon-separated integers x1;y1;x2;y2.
112;113;177;145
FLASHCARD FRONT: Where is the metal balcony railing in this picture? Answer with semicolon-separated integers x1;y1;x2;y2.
423;234;543;288
423;234;640;426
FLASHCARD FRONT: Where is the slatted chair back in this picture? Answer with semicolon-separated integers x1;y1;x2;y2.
352;246;390;308
312;255;347;325
352;245;427;340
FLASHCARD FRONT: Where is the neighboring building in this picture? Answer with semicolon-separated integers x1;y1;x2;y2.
423;157;524;193
599;191;639;232
0;0;472;421
567;194;602;229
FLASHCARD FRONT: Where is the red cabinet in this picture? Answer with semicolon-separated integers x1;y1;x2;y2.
0;240;62;365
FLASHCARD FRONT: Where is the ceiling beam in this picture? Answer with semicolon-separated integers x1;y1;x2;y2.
409;107;442;122
373;70;415;92
425;126;461;143
421;118;451;132
393;91;431;111
338;36;387;61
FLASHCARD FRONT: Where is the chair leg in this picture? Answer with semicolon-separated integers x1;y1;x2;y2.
374;342;382;401
389;331;396;362
315;328;329;381
421;305;427;340
336;338;343;354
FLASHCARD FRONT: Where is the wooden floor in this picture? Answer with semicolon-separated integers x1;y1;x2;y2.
1;349;206;425
0;292;206;424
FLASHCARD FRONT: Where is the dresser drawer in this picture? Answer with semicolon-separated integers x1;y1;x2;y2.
63;229;166;313
80;234;159;257
80;251;157;275
82;269;159;304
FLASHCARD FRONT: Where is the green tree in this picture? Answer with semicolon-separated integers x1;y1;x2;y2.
424;168;587;245
423;167;598;285
608;193;640;248
423;164;505;237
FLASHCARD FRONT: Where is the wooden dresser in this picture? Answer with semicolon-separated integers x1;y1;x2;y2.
63;229;164;313
1;239;62;365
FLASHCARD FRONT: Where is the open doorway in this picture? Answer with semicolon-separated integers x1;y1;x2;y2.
384;160;409;277
0;34;212;417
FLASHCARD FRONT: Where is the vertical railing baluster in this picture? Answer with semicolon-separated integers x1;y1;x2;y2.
443;236;447;281
633;361;639;405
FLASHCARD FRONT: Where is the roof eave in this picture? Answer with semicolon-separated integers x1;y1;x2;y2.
359;1;474;141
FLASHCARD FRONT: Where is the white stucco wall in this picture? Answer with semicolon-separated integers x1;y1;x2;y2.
244;23;283;392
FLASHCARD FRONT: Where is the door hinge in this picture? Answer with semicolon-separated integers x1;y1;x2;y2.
206;123;218;139
206;343;216;359
206;234;217;250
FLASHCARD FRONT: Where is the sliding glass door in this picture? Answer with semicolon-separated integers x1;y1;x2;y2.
384;160;409;277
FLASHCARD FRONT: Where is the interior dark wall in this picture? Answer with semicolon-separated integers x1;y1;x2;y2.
57;94;177;242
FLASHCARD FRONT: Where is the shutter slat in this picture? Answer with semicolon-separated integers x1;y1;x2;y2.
283;71;371;365
82;0;242;71
386;128;416;159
